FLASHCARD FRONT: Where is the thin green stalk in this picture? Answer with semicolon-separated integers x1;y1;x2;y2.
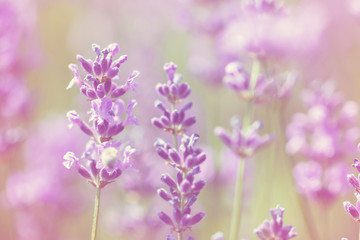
250;59;260;92
91;187;101;240
229;158;245;240
178;231;183;240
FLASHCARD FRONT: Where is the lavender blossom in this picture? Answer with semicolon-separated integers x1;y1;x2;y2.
64;43;139;188
153;63;206;238
215;117;273;158
254;205;297;240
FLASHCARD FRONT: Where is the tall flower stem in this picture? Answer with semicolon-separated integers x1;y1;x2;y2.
229;158;245;240
250;59;260;92
91;186;101;240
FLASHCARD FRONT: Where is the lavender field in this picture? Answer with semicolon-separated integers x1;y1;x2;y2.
2;0;360;239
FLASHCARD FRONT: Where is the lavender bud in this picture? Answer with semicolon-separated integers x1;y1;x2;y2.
80;85;88;96
93;62;102;76
173;207;182;223
181;214;192;226
107;67;119;78
177;172;183;184
96;84;105;98
193;180;206;193
158;188;172;201
96;120;109;135
101;58;109;73
103;81;112;94
90;160;98;176
86;89;97;99
180;180;191;193
80;122;94;137
183;117;196;127
111;87;126;98
169;149;181;164
171;110;180;125
348;174;360;189
158;212;174;226
78;166;92;179
344;201;360;219
190;212;205;225
161;174;178;189
156;147;169;160
77;55;93;74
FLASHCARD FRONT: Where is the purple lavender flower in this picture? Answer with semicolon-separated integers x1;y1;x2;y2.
153;63;206;238
215;117;273;158
64;43;139;188
254;205;297;240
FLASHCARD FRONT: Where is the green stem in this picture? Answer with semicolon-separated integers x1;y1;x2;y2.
91;187;101;240
178;231;183;240
229;158;245;240
250;59;260;93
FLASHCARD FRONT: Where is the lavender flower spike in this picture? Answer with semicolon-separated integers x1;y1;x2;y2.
64;43;139;240
254;205;297;240
153;63;206;239
64;43;138;188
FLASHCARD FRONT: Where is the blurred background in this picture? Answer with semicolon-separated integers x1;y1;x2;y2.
2;0;360;239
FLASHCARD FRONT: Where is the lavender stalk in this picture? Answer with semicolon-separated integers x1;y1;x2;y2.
64;43;139;239
152;62;205;240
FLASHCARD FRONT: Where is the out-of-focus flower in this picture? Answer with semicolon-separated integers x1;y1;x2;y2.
220;0;326;60
215;117;273;159
0;0;41;156
286;81;360;163
254;205;297;240
293;161;349;205
2;117;88;240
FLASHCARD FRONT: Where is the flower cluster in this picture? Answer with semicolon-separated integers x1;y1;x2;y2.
254;205;297;240
63;43;139;188
343;158;360;222
287;81;359;204
153;63;206;238
215;117;273;159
